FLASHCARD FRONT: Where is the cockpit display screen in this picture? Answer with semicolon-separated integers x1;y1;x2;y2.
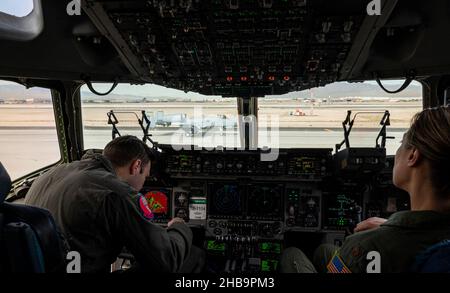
141;188;171;220
293;157;315;173
207;240;226;252
261;260;278;272
179;154;194;169
209;183;242;217
259;242;282;254
287;156;319;175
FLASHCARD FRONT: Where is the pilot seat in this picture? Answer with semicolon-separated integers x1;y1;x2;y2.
0;162;68;272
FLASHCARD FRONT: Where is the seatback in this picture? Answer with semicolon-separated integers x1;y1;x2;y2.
0;162;68;272
0;162;11;202
412;240;450;272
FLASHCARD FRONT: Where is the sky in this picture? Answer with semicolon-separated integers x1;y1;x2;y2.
0;0;34;17
0;79;420;99
82;80;420;98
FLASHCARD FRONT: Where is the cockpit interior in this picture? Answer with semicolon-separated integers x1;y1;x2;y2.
1;0;450;274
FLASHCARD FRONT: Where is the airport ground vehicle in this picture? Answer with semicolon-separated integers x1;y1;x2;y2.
1;0;450;273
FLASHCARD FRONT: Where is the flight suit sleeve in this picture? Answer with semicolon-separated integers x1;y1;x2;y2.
335;240;370;273
101;191;193;272
325;233;374;273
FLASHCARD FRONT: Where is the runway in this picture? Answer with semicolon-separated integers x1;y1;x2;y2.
0;126;406;180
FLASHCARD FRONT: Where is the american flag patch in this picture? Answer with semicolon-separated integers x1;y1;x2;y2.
327;254;352;273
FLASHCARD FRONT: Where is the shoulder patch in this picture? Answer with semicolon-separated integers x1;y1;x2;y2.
351;246;362;257
138;195;154;220
327;253;352;273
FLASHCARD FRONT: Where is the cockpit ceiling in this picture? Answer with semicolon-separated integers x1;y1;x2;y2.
1;0;450;95
83;0;368;96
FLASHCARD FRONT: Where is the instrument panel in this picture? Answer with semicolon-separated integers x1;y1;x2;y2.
164;147;331;179
140;146;409;272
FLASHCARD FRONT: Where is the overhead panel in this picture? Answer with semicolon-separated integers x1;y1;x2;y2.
84;0;367;96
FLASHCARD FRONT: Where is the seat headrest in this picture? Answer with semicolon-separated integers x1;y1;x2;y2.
0;162;12;203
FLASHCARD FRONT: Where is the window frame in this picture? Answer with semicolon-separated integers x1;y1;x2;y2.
0;0;43;41
0;79;64;186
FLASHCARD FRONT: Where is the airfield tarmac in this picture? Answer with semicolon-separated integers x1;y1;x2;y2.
0;101;421;179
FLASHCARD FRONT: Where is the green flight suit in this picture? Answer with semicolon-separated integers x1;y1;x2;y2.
280;211;450;273
24;152;193;273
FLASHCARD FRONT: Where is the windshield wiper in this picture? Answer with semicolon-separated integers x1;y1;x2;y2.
107;110;155;146
335;110;394;153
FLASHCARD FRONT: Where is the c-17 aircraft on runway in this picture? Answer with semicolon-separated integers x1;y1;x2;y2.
154;111;236;136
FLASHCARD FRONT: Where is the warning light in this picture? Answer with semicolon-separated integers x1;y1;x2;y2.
268;76;275;81
283;76;290;81
240;76;248;81
226;76;233;82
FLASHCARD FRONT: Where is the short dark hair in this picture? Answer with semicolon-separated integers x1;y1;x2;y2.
405;106;450;197
103;135;155;168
